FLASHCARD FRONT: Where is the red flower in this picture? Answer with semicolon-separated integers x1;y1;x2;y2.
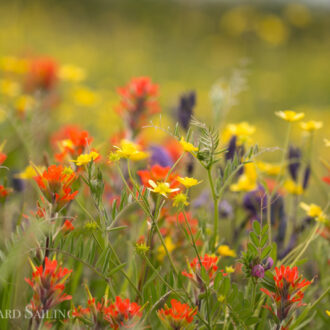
322;175;330;185
0;185;12;200
138;164;179;190
260;265;311;324
0;152;7;165
52;125;93;162
73;295;142;329
157;299;197;329
34;165;78;210
25;257;72;320
105;296;142;329
25;57;58;92
116;77;160;131
166;212;199;234
182;254;219;288
61;220;74;232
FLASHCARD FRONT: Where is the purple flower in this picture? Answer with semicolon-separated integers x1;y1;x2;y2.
251;264;265;278
287;145;301;182
149;146;173;167
177;91;196;130
263;257;274;271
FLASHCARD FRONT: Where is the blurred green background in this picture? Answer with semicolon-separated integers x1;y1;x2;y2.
0;0;329;146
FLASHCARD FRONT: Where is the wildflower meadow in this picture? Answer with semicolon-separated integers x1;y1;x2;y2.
0;1;329;330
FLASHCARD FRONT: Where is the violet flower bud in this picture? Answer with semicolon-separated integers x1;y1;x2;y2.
287;145;301;182
263;257;274;271
251;264;265;278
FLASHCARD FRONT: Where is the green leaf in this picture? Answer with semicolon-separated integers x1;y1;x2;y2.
252;221;261;235
248;242;258;255
108;263;127;277
250;232;259;247
261;245;272;259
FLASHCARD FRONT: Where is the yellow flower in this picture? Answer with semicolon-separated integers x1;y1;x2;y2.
173;193;189;208
275;110;305;122
63;166;74;175
157;237;176;261
15;95;36;114
72;151;99;166
0;56;29;74
179;137;198;153
218;245;237;258
177;176;202;188
223;122;255;144
257;161;282;176
225;266;235;274
16;165;46;180
148;180;179;198
59;64;86;82
300;202;328;224
326;310;330;317
230;163;257;192
72;86;100;107
113;140;148;161
218;295;226;302
325;139;330;147
300;121;323;132
0;79;20;97
284;180;303;195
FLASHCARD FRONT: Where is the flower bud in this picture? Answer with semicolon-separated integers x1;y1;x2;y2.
251;264;265;278
263;257;274;271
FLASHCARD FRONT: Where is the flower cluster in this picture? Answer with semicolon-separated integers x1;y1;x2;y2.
157;299;197;329
34;165;78;210
116;76;160;131
25;258;72;321
182;254;221;288
73;292;142;329
260;265;311;326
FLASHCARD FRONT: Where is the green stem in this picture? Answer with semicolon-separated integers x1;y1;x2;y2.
208;167;219;251
290;223;320;267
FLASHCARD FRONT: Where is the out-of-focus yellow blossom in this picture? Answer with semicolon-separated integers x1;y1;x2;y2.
59;64;86;82
225;266;235;274
72;86;100;107
324;139;330;148
157;236;175;261
300;202;328;224
0;79;20;97
63;166;74;175
220;5;256;36
173;193;189;208
284;4;311;28
112;140;148;161
230;163;257;192
275;110;305;122
148;180;179;198
16;165;46;179
257;161;282;176
179;137;198;153
284;180;303;195
0;56;29;74
300;121;323;132
15;95;36;114
72;151;99;166
326;310;330;317
256;15;289;46
218;245;237;258
177;177;202;188
223;122;255;144
218;295;226;302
